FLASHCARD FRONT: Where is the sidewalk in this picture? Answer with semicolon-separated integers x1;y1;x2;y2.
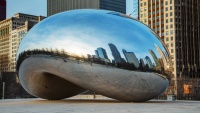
0;98;200;113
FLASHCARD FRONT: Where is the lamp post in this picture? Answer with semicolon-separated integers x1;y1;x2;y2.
2;82;5;99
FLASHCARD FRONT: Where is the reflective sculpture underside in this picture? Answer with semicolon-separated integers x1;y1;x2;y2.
17;9;172;102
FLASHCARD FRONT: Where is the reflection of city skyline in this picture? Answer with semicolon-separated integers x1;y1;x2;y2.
15;10;173;103
18;10;167;65
91;43;169;71
91;43;163;70
145;56;153;69
122;49;139;68
108;43;122;63
21;41;169;71
18;45;168;72
149;49;161;68
17;46;171;101
154;43;169;70
93;43;141;67
95;47;110;62
16;10;171;74
95;47;108;59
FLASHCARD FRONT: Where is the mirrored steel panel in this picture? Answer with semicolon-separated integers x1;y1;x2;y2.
17;9;172;102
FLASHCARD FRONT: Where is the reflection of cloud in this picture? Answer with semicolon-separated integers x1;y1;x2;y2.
18;9;168;65
20;25;116;59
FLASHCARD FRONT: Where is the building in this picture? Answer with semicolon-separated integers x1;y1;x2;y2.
139;0;200;99
94;50;99;58
108;43;122;63
122;49;139;67
149;49;161;68
139;58;145;68
95;47;108;60
0;0;6;21
145;56;153;69
154;43;168;70
47;0;126;16
99;0;126;14
0;13;45;72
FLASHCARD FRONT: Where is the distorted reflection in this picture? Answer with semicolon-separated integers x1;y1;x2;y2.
17;9;172;79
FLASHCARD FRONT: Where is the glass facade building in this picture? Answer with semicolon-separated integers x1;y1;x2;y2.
145;56;153;69
100;0;126;14
108;43;122;63
96;47;108;59
122;49;139;67
47;0;126;16
0;0;6;21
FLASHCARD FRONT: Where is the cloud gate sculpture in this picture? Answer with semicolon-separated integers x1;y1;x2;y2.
16;9;172;102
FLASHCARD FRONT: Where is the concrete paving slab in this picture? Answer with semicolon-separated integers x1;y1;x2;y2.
0;98;200;113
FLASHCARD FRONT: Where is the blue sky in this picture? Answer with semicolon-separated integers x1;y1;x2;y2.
7;0;137;18
17;10;166;66
7;0;47;18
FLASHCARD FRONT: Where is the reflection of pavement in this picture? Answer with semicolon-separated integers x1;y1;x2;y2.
0;98;200;113
19;55;169;101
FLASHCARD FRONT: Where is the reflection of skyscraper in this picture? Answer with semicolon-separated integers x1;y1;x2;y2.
0;0;6;21
139;58;145;68
95;50;99;58
121;58;126;63
122;49;139;68
95;47;108;59
108;43;122;63
149;49;160;68
154;44;168;70
145;56;153;69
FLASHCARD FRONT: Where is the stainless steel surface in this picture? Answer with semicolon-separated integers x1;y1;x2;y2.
16;9;172;102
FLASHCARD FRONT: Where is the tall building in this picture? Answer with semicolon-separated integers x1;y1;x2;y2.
108;43;122;63
0;0;6;21
154;43;168;70
99;0;126;14
95;47;108;59
0;13;45;72
149;49;161;68
47;0;126;16
139;0;200;99
94;50;99;57
139;58;145;68
122;49;139;67
145;56;153;69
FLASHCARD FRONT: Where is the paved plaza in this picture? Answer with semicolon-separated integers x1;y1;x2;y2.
0;98;200;113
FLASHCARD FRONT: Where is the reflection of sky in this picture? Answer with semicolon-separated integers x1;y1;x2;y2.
18;9;167;64
126;0;138;18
